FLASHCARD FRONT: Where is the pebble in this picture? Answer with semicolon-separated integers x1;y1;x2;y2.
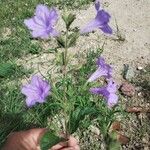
120;82;136;97
123;65;135;81
137;66;143;70
90;125;100;136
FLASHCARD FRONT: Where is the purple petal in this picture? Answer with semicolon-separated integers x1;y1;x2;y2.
95;0;100;11
31;76;41;87
107;94;118;108
49;8;59;25
24;4;59;39
21;75;51;107
96;57;105;66
50;29;59;37
24;18;43;30
21;85;40;100
96;10;111;26
88;67;107;82
80;19;100;34
99;24;112;34
33;16;46;27
31;29;49;38
97;57;112;78
26;97;37;107
35;4;50;23
31;75;51;99
90;87;105;95
88;57;112;82
107;79;117;93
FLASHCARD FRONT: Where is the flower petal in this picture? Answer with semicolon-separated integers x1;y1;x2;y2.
24;18;43;30
96;10;111;25
99;24;112;34
90;87;106;95
107;80;117;93
26;97;36;107
49;8;59;25
35;4;50;23
95;0;100;11
80;19;100;34
96;57;105;66
31;29;49;38
21;75;51;107
107;94;118;108
21;84;40;100
88;67;105;82
50;29;59;37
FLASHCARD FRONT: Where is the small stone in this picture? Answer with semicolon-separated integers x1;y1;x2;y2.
123;65;135;81
138;92;142;96
90;125;100;135
120;82;136;97
110;121;121;131
117;134;130;145
137;66;143;70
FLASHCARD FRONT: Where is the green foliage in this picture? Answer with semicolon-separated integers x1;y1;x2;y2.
67;107;98;134
62;13;76;30
67;32;79;47
40;131;65;150
0;62;31;81
0;63;16;78
57;35;66;48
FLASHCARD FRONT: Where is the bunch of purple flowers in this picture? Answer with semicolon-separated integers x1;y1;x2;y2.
21;57;118;108
21;1;119;149
88;57;118;108
24;0;112;39
22;0;117;108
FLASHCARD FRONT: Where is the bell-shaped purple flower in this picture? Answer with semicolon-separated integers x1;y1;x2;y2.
87;57;112;82
21;75;51;107
24;4;59;39
90;80;118;108
80;0;112;34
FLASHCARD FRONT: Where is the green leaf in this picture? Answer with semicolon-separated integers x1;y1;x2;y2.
108;141;121;150
67;32;79;48
67;107;97;134
0;62;15;78
57;36;66;48
62;13;76;29
40;131;65;150
48;48;57;53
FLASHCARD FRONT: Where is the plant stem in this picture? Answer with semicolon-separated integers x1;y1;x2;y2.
62;29;69;140
64;29;68;68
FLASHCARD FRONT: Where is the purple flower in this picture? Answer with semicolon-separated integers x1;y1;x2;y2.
21;75;51;107
80;0;112;34
87;57;112;82
24;4;59;39
90;80;118;108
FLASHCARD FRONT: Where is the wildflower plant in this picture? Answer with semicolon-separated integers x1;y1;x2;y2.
23;1;122;149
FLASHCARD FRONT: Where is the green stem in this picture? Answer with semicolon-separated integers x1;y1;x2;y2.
64;30;68;67
62;29;69;140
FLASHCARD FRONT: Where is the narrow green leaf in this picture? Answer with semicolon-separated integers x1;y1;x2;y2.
40;131;65;150
57;36;65;48
67;32;79;48
67;107;97;134
0;62;15;78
